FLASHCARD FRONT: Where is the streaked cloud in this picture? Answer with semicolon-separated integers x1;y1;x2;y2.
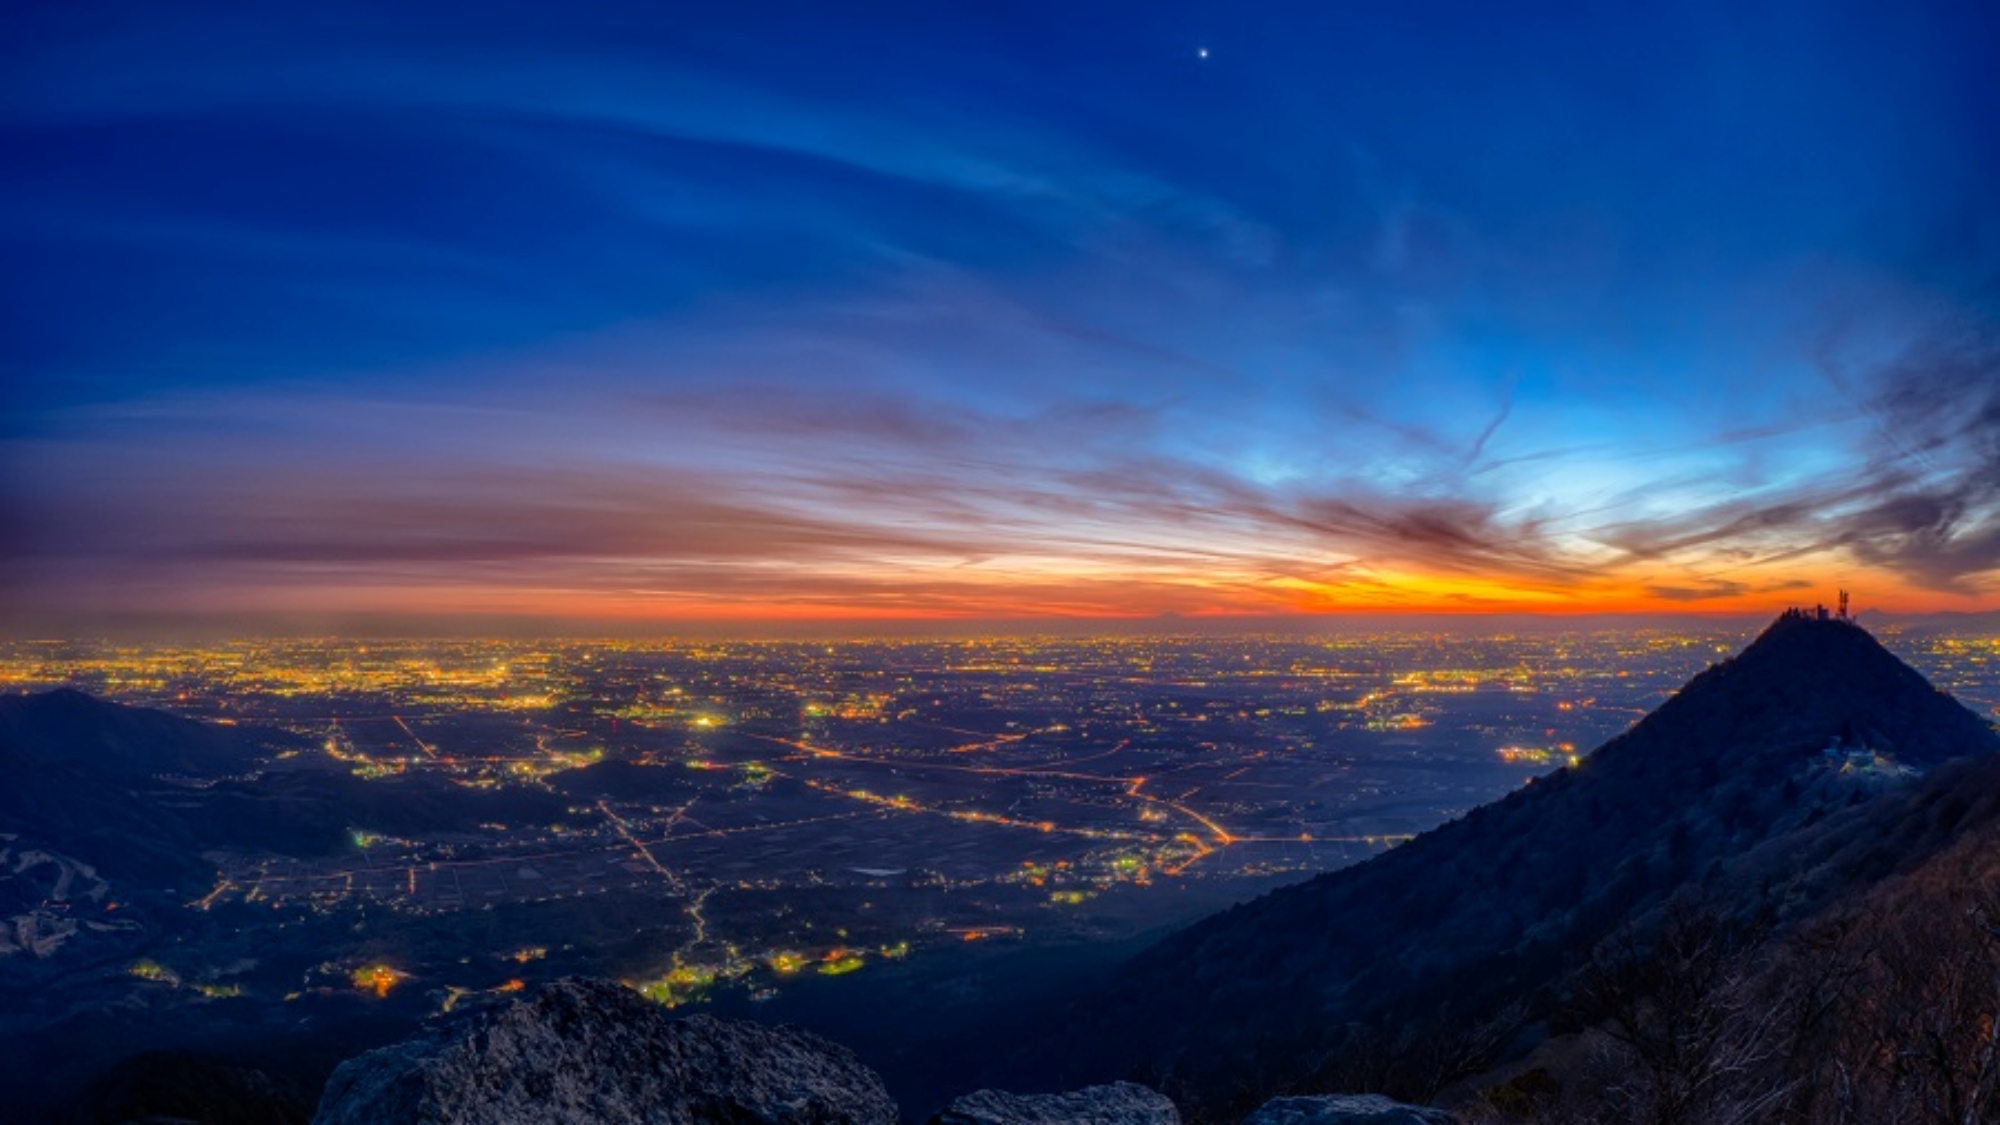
4;1;1997;628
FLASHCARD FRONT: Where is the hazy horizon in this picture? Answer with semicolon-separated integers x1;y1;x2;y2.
7;604;1984;646
2;617;1759;646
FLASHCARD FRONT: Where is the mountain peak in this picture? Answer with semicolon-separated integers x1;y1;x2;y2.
1596;610;1992;776
0;686;114;721
1031;611;1997;1106
1737;607;1888;669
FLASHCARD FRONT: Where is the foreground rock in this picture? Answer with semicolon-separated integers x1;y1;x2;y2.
311;977;898;1125
929;1081;1180;1124
1242;1094;1455;1125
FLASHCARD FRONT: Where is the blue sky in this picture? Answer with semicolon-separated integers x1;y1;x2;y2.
5;0;1998;627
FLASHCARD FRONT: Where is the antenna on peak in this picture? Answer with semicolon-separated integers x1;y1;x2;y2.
1838;589;1850;620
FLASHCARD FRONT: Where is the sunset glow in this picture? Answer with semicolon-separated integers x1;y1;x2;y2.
6;2;1997;631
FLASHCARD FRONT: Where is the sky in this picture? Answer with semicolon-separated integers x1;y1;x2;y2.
5;0;1999;632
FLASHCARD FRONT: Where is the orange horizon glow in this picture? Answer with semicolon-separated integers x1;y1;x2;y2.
10;8;1999;646
21;561;1994;636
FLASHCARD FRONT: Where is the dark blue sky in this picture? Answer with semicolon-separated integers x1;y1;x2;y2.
5;0;1998;627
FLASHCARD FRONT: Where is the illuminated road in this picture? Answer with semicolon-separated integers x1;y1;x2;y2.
597;800;677;888
744;730;1246;847
391;714;440;760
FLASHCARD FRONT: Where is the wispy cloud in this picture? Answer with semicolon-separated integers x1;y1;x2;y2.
6;2;1999;626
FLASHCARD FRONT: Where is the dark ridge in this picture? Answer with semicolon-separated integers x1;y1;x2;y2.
1012;614;1998;1107
0;688;566;880
0;687;303;778
0;692;234;885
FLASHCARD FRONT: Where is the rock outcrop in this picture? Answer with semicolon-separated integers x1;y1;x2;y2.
928;1081;1180;1124
1241;1094;1455;1125
310;978;898;1125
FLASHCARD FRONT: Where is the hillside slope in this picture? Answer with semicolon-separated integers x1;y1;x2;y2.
1029;614;1999;1106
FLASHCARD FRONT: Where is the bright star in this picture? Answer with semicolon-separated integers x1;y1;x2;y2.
1197;47;1210;59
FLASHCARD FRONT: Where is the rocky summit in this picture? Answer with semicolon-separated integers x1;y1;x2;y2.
309;978;898;1125
928;1080;1182;1124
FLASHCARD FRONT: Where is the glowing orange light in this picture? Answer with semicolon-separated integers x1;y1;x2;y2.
351;965;406;999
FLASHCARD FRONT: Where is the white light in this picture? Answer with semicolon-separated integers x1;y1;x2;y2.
1197;47;1209;59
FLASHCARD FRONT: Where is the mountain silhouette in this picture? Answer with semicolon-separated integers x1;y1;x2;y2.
0;689;277;884
0;687;295;779
0;688;564;884
1023;613;2000;1105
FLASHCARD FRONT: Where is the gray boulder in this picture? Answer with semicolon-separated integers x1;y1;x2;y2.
310;977;898;1125
929;1081;1180;1124
1241;1094;1455;1125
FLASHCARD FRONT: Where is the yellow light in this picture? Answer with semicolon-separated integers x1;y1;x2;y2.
351;965;406;999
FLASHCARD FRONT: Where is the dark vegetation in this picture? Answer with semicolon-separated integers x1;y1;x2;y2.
1461;788;2000;1125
